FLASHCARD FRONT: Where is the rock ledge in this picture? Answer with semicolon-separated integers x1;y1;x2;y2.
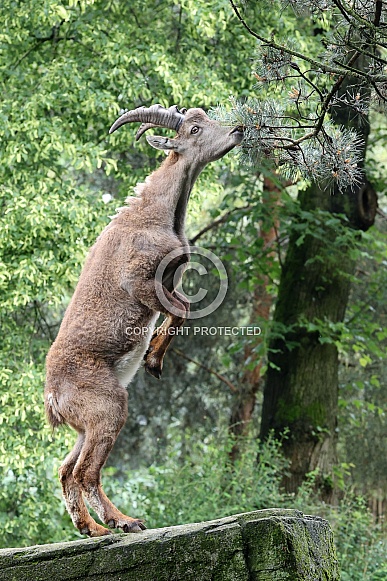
0;509;339;580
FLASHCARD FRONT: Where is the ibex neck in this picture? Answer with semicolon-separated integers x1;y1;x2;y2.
172;159;204;236
136;155;204;235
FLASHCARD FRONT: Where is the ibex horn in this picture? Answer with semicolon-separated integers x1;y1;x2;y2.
109;104;186;140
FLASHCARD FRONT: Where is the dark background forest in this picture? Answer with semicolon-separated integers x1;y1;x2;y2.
1;1;386;578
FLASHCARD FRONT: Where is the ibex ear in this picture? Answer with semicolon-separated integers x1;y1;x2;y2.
146;135;180;151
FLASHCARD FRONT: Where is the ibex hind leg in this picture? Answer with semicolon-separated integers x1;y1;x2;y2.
59;433;111;537
72;381;146;534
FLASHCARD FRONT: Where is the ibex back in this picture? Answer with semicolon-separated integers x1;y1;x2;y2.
45;104;243;537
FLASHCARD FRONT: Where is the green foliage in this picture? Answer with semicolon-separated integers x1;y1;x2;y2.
333;497;387;581
337;218;387;498
0;360;75;547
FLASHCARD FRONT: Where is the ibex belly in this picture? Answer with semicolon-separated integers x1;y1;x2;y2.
113;313;158;388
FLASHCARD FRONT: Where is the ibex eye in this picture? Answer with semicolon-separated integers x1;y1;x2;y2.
190;126;199;134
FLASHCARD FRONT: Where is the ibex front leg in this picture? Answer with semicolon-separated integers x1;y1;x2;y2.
145;289;189;378
131;280;189;379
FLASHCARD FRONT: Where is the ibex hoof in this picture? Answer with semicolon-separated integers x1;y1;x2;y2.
107;518;146;533
81;524;112;537
144;363;162;379
123;520;146;533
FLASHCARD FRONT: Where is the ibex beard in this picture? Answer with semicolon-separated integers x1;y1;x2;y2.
44;103;243;537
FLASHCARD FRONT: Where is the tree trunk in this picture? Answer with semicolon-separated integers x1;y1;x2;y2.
260;60;377;498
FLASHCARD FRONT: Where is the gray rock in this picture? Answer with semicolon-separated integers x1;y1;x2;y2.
0;509;340;580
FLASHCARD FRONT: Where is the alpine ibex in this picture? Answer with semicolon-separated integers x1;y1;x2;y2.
45;104;243;537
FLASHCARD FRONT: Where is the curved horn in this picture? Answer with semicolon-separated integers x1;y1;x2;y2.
109;104;186;138
135;122;161;142
135;107;188;141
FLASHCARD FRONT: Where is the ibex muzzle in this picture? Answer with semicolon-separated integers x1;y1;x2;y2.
45;104;243;537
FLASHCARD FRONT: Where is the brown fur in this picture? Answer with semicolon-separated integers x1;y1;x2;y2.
45;108;243;537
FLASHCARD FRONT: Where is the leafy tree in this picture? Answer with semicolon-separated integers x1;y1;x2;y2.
0;0;256;547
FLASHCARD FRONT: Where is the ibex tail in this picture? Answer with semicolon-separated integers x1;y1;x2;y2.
45;390;66;428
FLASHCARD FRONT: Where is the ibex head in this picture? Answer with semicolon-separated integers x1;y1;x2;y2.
109;104;243;164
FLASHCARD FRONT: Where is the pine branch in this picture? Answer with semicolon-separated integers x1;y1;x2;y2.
229;0;387;83
331;0;352;25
